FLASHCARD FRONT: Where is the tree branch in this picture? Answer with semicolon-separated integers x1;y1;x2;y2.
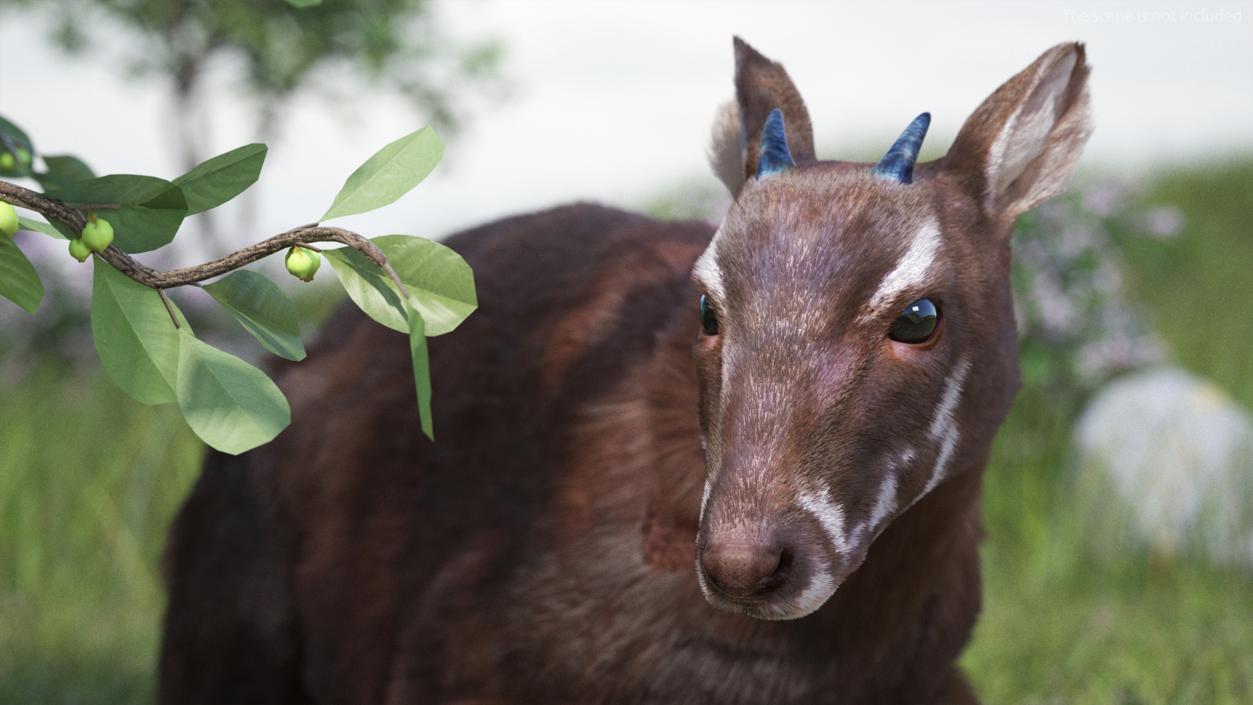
0;179;412;299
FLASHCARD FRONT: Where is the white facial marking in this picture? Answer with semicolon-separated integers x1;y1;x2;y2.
692;230;727;304
845;447;916;549
797;487;852;557
922;426;961;497
698;480;712;524
695;555;714;600
866;218;941;316
785;568;836;619
929;357;971;438
867;450;910;531
920;357;972;498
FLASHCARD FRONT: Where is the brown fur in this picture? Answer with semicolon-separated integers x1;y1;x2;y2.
159;39;1093;704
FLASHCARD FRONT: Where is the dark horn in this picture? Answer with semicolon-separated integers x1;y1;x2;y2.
757;108;796;178
872;112;931;184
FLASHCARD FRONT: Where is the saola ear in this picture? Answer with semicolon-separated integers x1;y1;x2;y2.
946;42;1093;223
709;37;816;195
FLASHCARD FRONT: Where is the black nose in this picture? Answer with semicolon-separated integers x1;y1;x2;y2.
700;539;793;599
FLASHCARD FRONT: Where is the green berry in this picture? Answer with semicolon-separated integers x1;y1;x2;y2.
285;246;321;282
81;218;115;253
68;238;92;262
0;201;17;239
15;147;31;167
0;152;14;171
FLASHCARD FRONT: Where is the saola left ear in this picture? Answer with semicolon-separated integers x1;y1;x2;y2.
945;42;1094;223
709;37;816;195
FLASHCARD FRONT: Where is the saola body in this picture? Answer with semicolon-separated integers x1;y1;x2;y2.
160;38;1092;704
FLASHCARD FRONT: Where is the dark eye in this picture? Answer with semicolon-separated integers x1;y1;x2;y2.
699;294;719;336
888;298;940;344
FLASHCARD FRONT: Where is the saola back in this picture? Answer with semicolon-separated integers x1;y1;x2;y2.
160;37;1092;705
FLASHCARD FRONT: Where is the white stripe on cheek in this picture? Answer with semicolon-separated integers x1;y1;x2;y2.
867;450;912;531
921;357;971;497
847;447;915;548
797;487;852;557
866;218;941;316
929;357;971;437
922;427;960;497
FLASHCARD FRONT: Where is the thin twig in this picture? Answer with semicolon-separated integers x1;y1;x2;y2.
0;179;412;299
157;288;181;330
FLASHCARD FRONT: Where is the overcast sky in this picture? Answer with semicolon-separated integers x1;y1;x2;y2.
1;0;1250;245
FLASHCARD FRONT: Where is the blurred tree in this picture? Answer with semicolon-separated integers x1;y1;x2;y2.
0;0;502;237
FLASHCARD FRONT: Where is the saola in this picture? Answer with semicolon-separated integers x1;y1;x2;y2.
160;37;1092;704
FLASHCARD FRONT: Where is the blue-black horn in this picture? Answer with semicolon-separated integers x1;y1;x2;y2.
757;108;795;178
872;112;931;184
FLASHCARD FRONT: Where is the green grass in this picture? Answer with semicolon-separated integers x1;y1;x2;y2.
1;161;1251;703
966;385;1253;704
0;365;202;703
1120;160;1253;408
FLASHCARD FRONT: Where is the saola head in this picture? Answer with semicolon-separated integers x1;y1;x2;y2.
692;37;1092;620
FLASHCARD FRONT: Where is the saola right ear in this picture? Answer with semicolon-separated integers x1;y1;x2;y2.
709;37;816;196
945;42;1093;225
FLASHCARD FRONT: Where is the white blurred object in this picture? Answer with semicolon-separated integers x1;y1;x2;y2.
1074;366;1253;571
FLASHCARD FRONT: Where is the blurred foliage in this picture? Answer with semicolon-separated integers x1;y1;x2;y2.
0;0;503;138
1119;159;1253;410
0;363;202;703
1010;181;1181;404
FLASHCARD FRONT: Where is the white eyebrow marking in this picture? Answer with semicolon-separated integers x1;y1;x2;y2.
692;229;727;303
867;218;941;315
797;487;852;556
920;357;971;497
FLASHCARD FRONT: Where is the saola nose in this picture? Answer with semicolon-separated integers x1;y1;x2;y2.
701;539;792;599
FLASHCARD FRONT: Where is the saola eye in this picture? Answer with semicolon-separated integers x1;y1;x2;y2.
889;298;940;344
699;294;719;336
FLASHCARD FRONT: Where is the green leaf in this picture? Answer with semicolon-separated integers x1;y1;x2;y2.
91;258;188;405
321;126;442;221
374;235;476;336
0;239;44;313
17;216;65;239
405;302;434;441
324;235;476;335
324;246;409;332
46;174;188;252
286;0;322;6
173;144;267;214
176;329;291;455
0;114;34;177
204;270;306;361
36;154;95;190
